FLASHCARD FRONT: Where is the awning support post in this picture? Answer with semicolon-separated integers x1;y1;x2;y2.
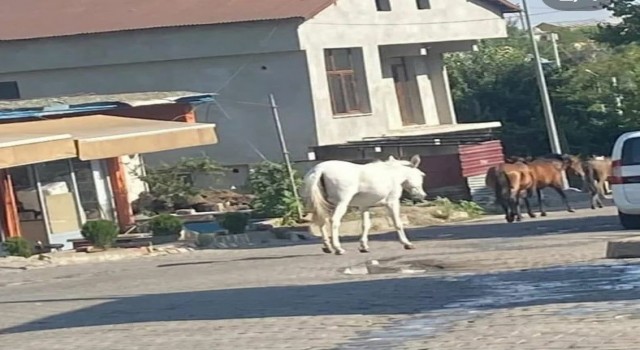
106;157;134;232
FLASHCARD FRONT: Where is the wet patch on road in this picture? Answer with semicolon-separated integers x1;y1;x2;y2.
338;261;640;349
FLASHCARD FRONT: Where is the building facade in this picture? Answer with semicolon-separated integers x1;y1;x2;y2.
0;92;218;249
0;0;519;176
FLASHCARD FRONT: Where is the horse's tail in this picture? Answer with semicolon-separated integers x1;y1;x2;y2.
493;167;513;206
302;168;333;236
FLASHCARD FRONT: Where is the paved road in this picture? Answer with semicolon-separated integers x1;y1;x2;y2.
1;206;639;349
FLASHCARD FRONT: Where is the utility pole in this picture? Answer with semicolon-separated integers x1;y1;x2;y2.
269;94;304;221
521;0;568;189
518;9;526;30
550;32;561;68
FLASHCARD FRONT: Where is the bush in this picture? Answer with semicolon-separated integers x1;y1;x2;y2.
196;233;217;248
2;237;32;258
148;214;183;236
135;156;226;213
220;212;249;234
81;220;119;249
248;161;302;225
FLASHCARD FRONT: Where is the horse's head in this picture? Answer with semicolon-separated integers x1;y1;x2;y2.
389;155;427;200
563;154;586;178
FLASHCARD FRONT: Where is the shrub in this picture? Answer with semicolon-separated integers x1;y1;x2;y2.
248;161;302;225
220;212;249;234
196;233;216;248
81;220;119;249
2;237;32;258
135;156;226;212
148;214;183;236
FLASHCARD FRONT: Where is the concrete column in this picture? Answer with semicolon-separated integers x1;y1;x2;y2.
426;53;457;125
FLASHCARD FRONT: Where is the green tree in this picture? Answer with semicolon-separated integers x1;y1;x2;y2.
446;26;552;156
556;44;640;154
593;0;640;47
446;23;636;157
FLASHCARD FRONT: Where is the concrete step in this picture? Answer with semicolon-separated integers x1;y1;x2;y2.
606;237;640;259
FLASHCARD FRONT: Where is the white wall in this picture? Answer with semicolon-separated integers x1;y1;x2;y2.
298;0;509;145
0;21;318;166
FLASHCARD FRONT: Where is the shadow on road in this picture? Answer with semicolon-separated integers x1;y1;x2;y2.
1;262;638;334
343;213;622;245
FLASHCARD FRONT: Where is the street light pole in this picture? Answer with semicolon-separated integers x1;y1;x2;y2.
521;0;568;188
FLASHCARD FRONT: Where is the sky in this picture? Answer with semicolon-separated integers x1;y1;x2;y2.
510;0;614;25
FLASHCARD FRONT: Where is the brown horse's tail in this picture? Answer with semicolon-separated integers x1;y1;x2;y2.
493;167;512;207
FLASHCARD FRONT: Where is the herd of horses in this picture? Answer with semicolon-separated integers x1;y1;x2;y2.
300;153;613;255
485;153;613;223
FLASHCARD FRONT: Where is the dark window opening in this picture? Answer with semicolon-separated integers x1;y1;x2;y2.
622;138;640;166
417;0;431;9
324;48;371;115
0;81;20;100
375;0;391;11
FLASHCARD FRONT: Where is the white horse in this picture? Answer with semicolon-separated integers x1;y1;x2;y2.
301;155;427;255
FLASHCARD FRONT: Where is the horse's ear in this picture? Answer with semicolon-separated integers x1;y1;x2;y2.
410;154;421;168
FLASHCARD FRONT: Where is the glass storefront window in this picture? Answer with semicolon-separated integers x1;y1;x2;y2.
34;160;82;235
72;159;105;221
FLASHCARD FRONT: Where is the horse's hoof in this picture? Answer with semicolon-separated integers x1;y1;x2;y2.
322;247;333;254
334;249;346;255
404;244;416;250
568;209;575;213
541;212;548;217
359;247;370;253
506;216;515;223
516;217;523;222
528;214;537;218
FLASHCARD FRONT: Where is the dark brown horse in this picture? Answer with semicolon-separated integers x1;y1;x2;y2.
486;161;536;223
526;154;585;216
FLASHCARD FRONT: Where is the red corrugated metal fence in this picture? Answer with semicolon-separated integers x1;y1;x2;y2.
458;140;504;177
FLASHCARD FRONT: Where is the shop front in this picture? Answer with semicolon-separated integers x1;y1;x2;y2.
0;113;218;250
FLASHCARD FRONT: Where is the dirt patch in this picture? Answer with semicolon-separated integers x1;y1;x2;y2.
342;205;473;228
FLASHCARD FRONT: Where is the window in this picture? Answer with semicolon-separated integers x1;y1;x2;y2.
416;0;431;9
324;48;371;115
622;138;640;166
35;160;82;234
0;81;19;100
375;0;391;11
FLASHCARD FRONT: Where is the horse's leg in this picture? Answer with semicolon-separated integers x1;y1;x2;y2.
320;218;333;254
524;196;536;218
358;209;372;253
552;185;574;213
513;190;523;222
537;188;547;217
385;201;415;250
330;202;349;255
595;180;605;208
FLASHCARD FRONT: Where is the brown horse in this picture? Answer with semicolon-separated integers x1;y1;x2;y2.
582;155;612;209
486;161;536;223
526;154;585;216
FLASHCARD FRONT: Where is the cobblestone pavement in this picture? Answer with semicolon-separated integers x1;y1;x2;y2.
1;206;639;349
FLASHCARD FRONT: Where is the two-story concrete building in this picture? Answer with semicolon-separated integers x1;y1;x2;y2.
0;0;519;198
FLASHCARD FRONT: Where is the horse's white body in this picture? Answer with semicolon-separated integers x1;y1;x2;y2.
301;155;426;255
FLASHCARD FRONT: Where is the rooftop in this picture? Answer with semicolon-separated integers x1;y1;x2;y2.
0;91;216;119
0;0;520;41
